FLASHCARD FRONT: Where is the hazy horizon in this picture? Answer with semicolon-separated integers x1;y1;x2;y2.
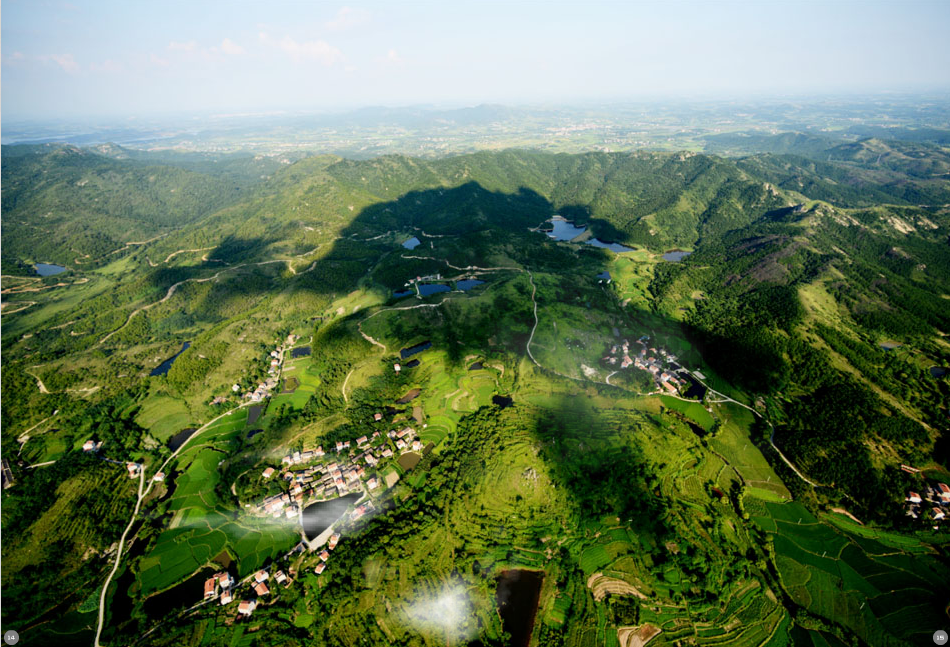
3;0;950;122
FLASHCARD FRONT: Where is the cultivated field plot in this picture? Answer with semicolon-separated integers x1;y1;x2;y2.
711;403;791;499
660;395;715;431
135;394;193;441
749;499;949;645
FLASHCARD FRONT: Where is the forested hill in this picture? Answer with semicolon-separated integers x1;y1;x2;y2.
2;143;948;517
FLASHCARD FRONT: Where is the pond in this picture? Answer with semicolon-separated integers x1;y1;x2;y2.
662;250;692;262
492;395;513;409
469;361;484;371
150;341;191;376
931;366;947;378
144;567;222;619
402;236;422;250
456;279;485;291
496;569;544;647
167;428;197;452
398;452;422;471
596;271;611;281
543;217;587;242
403;359;420;368
301;492;362;540
588;239;635;253
418;283;451;296
879;341;902;351
291;346;311;358
35;262;67;276
246;429;263;440
393;290;414;299
248;405;263;426
400;341;432;359
396;388;421;404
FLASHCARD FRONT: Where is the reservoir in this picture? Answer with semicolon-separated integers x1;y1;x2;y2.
35;263;67;276
456;279;484;291
418;283;451;296
588;239;634;253
402;236;421;250
544;217;587;241
496;570;543;647
150;341;191;376
301;492;362;540
662;250;692;262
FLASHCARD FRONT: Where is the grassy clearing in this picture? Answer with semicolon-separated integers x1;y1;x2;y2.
660;395;715;431
135;394;194;440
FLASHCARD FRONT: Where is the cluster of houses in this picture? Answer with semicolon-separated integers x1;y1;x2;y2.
314;532;342;576
602;336;685;395
905;481;950;524
201;567;294;618
254;420;421;519
231;346;285;402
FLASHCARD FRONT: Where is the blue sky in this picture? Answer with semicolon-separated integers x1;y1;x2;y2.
2;0;949;120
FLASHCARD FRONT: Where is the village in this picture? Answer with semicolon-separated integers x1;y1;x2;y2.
904;472;950;527
601;335;704;398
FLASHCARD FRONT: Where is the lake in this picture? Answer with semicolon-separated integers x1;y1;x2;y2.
418;283;451;296
150;341;191;376
167;428;197;452
402;236;421;249
301;492;362;540
662;250;692;262
544;217;587;241
400;341;432;359
456;279;485;291
588;239;635;253
35;262;67;276
496;570;543;647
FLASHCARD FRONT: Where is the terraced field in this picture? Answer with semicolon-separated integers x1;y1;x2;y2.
745;497;947;646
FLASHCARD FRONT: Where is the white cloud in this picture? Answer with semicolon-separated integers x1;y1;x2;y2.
44;53;79;73
259;32;344;66
89;59;123;73
150;53;170;67
2;51;27;66
384;49;402;64
220;38;244;56
326;6;371;31
167;40;198;53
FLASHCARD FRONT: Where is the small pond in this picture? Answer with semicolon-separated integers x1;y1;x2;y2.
167;428;197;452
456;279;485;291
291;346;311;358
246;429;263;440
931;366;947;378
469;361;484;371
397;388;421;404
879;341;902;351
400;341;432;359
302;492;362;540
492;395;513;409
248;405;263;426
543;217;587;241
393;290;415;299
35;263;67;276
587;239;635;253
418;283;451;296
403;359;420;368
662;250;692;262
596;271;611;281
402;237;421;250
398;452;422;471
150;342;191;377
496;569;543;647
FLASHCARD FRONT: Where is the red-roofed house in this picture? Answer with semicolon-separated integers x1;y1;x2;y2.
939;483;950;502
254;582;269;596
315;562;327;575
238;600;257;615
220;591;233;605
907;492;922;503
204;577;217;599
262;467;275;479
329;534;341;550
254;570;269;583
319;550;330;562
